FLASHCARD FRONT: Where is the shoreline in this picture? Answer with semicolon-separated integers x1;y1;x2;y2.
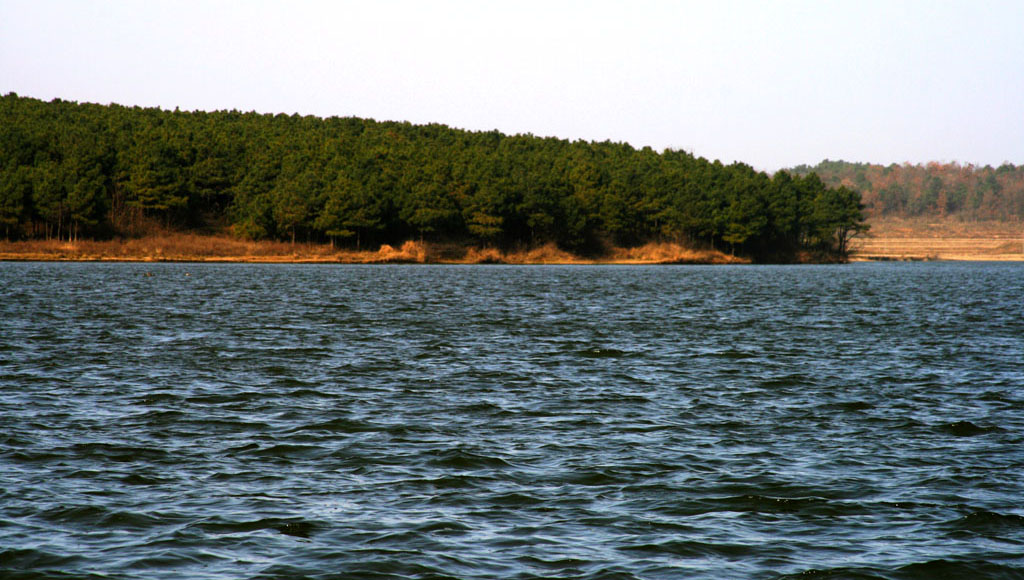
8;254;1021;264
0;237;750;265
5;222;1022;264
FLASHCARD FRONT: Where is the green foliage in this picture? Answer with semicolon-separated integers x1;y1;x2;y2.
720;173;768;254
272;169;319;243
126;129;190;219
0;164;31;238
0;93;870;260
31;160;67;238
808;185;870;254
66;162;107;234
315;171;384;248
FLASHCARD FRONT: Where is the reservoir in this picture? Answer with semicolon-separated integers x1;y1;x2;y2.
2;262;1022;579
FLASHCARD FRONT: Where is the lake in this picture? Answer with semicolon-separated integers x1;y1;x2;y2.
2;261;1023;579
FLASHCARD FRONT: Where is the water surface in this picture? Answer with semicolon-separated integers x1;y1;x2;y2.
2;262;1023;579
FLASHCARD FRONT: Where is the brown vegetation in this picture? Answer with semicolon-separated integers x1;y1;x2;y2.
0;234;747;265
610;242;747;264
0;234;337;263
6;221;1019;263
793;160;1024;221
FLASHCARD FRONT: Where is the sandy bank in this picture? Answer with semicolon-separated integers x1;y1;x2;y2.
851;218;1024;261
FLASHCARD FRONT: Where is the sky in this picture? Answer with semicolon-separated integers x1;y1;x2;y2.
2;0;1023;171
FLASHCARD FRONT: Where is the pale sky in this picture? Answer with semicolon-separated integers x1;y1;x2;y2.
2;0;1022;170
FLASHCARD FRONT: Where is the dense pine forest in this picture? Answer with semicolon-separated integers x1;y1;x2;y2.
791;160;1024;221
1;94;868;261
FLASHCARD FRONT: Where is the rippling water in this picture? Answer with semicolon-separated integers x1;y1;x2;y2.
2;261;1023;579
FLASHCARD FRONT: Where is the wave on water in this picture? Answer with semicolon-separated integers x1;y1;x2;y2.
2;262;1023;579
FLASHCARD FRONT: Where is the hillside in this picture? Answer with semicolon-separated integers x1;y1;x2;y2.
790;160;1024;222
1;94;865;262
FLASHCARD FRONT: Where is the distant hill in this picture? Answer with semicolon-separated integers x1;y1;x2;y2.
788;160;1024;221
1;93;867;262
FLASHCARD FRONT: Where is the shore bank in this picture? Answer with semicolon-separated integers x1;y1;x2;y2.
9;219;1020;264
851;218;1024;261
0;235;748;265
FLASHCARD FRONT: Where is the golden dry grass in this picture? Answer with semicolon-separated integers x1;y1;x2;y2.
0;234;338;262
462;243;586;264
0;235;747;265
610;242;746;264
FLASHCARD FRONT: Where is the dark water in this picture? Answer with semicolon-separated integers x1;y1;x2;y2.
2;261;1023;579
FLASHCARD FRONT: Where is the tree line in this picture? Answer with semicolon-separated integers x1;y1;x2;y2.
1;93;867;260
790;159;1024;221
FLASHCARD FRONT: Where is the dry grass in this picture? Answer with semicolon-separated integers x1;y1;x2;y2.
463;243;587;264
443;241;742;264
462;246;513;264
610;242;746;264
0;234;339;262
511;243;588;264
373;241;431;263
852;217;1024;261
14;224;1019;264
0;234;747;265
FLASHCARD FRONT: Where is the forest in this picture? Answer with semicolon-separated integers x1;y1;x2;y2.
1;93;868;261
791;159;1024;221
